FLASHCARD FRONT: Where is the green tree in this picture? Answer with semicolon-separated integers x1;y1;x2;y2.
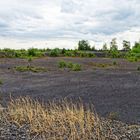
110;38;118;51
109;38;120;58
91;46;96;51
78;40;91;50
123;40;131;51
102;43;108;51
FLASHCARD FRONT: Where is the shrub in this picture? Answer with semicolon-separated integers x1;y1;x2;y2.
137;66;140;71
67;62;73;68
58;61;67;68
58;61;82;71
49;48;61;57
28;48;37;56
72;64;81;71
87;53;95;58
64;51;74;57
15;66;29;72
113;61;117;65
127;56;138;62
109;50;120;58
61;48;66;54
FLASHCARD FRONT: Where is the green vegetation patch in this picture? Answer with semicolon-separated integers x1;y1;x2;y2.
58;60;82;71
58;60;67;68
137;66;140;71
89;62;114;68
71;64;81;71
0;80;3;85
15;66;47;73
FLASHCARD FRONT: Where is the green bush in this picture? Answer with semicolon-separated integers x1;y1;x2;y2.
27;48;44;57
67;62;73;68
87;53;95;58
72;64;81;71
109;50;120;58
127;56;138;62
49;48;61;57
58;61;67;68
28;48;37;56
137;66;140;71
64;51;75;57
113;61;117;65
58;61;82;71
126;42;140;61
0;48;45;58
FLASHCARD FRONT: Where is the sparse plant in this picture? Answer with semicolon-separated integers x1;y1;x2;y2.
107;112;119;120
72;64;81;71
58;60;67;68
89;62;112;68
15;66;47;73
113;61;117;65
0;97;113;139
58;61;82;71
27;57;33;68
137;66;140;71
67;62;73;68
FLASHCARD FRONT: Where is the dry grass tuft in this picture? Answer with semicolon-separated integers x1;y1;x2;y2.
0;97;113;139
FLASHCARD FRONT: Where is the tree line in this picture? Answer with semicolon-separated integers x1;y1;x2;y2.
78;38;131;51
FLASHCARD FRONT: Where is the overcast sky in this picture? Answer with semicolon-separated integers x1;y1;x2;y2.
0;0;140;49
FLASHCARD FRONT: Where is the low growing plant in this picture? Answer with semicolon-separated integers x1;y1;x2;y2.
113;61;117;65
0;80;3;85
72;64;81;71
67;62;73;68
58;61;82;71
15;66;47;73
137;66;140;71
58;61;67;68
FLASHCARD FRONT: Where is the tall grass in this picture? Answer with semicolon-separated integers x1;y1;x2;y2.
0;97;113;139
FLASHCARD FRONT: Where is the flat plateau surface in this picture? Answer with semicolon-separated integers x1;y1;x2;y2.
0;57;140;124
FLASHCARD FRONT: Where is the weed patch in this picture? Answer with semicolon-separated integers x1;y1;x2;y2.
15;66;47;73
89;62;113;68
58;60;82;71
0;97;112;139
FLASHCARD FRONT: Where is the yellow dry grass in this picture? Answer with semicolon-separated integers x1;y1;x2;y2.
0;97;112;139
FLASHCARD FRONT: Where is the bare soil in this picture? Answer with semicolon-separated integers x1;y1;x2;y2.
0;57;140;124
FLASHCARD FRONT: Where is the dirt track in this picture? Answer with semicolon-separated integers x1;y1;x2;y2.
0;57;140;124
